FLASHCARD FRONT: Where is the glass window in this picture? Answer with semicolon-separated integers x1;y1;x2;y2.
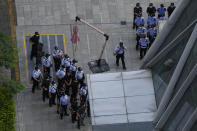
152;26;194;105
162;77;197;131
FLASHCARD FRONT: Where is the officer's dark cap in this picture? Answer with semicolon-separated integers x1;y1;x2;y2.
45;53;50;57
64;54;69;58
72;59;78;63
149;3;153;6
35;32;39;35
136;3;140;6
54;46;58;50
52;81;55;84
35;65;39;70
61;65;65;69
78;67;82;71
171;3;174;6
161;4;164;7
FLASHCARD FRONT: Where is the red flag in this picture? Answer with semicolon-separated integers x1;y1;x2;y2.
71;22;80;44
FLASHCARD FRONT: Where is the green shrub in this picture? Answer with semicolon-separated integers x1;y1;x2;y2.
0;88;15;131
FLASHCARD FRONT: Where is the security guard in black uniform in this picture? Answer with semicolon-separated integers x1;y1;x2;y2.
167;3;176;17
30;32;39;60
41;74;51;102
146;3;156;16
133;3;142;29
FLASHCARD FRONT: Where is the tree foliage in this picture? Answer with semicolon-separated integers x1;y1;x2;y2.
0;33;17;69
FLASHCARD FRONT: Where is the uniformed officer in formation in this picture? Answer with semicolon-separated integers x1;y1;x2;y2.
41;74;51;102
60;93;69;119
52;46;63;71
133;3;142;29
136;24;146;50
139;35;150;59
167;3;176;17
75;67;85;86
49;81;57;107
146;3;156;16
56;65;66;87
61;54;71;70
147;25;157;47
134;14;145;30
146;14;157;28
79;83;88;106
32;66;43;93
157;4;166;19
42;53;52;75
30;32;40;60
114;41;127;70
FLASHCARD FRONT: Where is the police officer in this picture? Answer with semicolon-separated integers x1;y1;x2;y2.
134;14;145;30
133;3;142;29
30;32;40;60
139;35;150;59
114;41;127;70
146;3;156;16
70;59;78;78
167;3;176;17
64;69;72;96
136;24;146;50
49;81;57;107
77;104;86;129
147;25;157;47
42;53;52;75
60;93;69;119
70;77;79;104
79;83;87;106
36;42;44;66
32;66;43;93
146;14;157;28
56;65;66;87
56;86;65;114
52;46;63;71
41;74;51;102
157;4;166;19
61;54;71;70
75;67;85;86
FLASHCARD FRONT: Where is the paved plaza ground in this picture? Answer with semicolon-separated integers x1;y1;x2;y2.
14;0;180;130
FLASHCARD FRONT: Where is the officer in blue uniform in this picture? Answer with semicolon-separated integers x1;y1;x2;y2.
133;3;142;29
146;3;156;16
147;15;157;28
134;14;145;30
42;53;52;75
114;41;127;70
49;81;57;107
70;59;78;78
56;65;66;87
157;4;166;19
136;24;146;50
147;25;157;47
139;35;150;59
75;67;85;86
61;54;71;71
79;83;87;106
60;94;69;119
32;66;43;93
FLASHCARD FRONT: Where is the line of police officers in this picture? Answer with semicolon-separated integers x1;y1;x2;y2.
30;32;90;129
133;3;176;59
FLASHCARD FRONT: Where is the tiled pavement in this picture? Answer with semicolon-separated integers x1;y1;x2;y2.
14;0;180;131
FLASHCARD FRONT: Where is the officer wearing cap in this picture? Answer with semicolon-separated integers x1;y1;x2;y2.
61;54;71;70
139;35;150;59
64;69;72;96
49;81;57;107
147;25;157;47
134;14;145;30
70;59;78;78
42;53;52;75
56;65;66;87
60;93;69;119
136;24;146;50
30;32;40;60
167;3;176;17
52;46;63;71
32;66;43;93
133;3;142;29
75;67;85;86
80;83;87;106
114;41;127;70
147;14;157;28
41;74;51;102
146;3;156;16
157;4;166;19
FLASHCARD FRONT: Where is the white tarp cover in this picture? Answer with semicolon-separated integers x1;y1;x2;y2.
87;70;157;125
